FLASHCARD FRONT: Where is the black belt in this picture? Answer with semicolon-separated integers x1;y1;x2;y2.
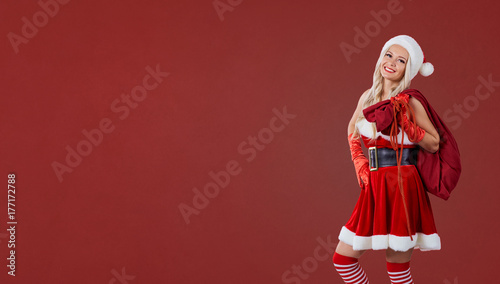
368;147;418;171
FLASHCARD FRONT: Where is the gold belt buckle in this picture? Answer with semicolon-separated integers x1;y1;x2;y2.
368;146;378;171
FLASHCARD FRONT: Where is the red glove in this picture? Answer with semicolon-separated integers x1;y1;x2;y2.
393;93;410;104
399;111;425;142
348;133;369;189
392;94;425;143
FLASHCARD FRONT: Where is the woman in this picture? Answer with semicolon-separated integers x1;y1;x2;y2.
333;35;441;284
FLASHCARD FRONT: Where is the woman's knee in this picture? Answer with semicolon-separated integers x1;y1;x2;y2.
334;241;366;259
385;247;413;263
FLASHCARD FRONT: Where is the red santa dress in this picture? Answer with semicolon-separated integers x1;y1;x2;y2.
338;117;441;252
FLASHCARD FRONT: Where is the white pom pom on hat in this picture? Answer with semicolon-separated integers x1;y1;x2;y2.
380;35;433;80
419;61;434;77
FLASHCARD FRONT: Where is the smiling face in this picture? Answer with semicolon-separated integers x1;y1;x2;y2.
380;44;409;82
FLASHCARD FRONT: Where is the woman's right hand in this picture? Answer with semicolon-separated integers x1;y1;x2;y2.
348;133;370;189
347;89;371;189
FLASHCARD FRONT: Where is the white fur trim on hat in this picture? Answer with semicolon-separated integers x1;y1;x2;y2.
380;35;433;80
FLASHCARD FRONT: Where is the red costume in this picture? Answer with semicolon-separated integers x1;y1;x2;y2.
337;90;458;252
363;89;462;200
333;35;460;284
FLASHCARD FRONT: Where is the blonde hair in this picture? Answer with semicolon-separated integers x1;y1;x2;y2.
352;46;412;141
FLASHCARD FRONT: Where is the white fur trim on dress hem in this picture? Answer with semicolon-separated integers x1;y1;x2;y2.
338;226;441;252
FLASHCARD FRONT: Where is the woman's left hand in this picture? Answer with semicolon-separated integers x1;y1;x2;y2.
394;94;441;153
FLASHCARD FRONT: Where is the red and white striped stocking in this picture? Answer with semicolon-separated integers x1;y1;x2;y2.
333;252;369;284
387;261;414;284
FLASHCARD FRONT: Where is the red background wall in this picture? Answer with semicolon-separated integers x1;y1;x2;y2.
0;0;498;283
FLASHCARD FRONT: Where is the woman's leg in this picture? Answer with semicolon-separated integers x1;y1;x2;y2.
385;248;414;284
385;247;413;263
333;241;369;284
335;241;366;259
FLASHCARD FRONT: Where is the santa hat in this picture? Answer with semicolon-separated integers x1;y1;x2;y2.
380;35;434;80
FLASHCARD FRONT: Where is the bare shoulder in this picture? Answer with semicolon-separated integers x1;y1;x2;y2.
408;95;438;134
408;95;425;112
357;89;370;106
361;89;370;100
